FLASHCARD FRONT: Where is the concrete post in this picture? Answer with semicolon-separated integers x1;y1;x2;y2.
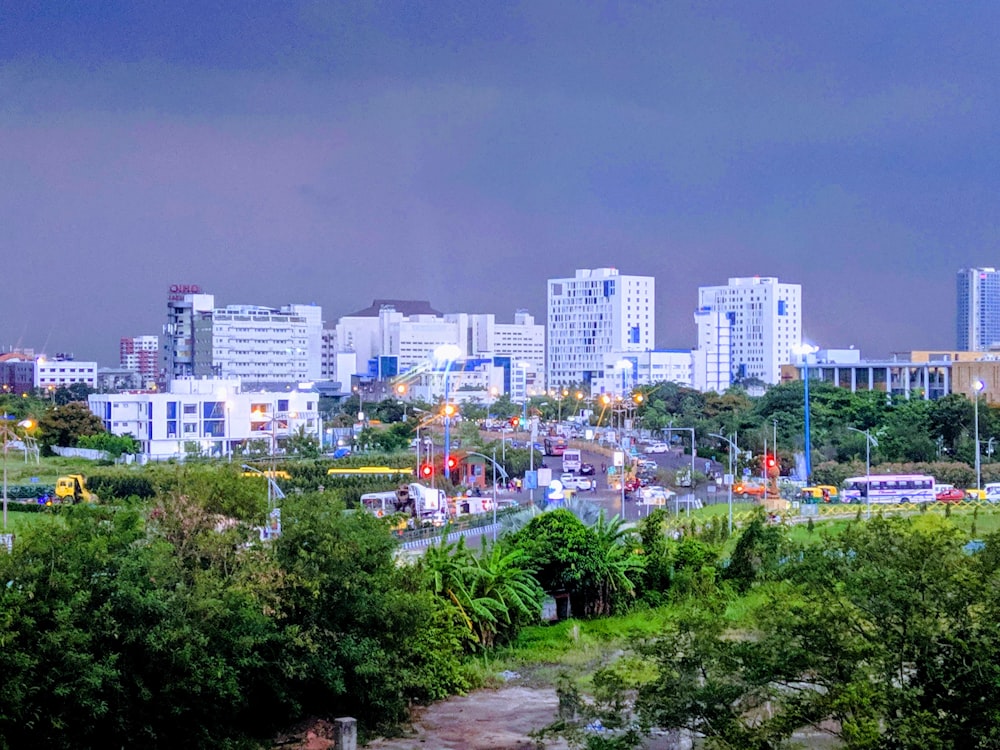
334;717;357;750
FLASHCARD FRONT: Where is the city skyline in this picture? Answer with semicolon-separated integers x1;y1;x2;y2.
4;3;999;365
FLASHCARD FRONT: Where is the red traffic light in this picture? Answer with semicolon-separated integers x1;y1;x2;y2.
509;416;519;428
419;464;434;479
765;455;776;469
446;456;458;470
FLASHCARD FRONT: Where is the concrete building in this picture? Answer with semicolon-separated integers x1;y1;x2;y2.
692;306;733;392
547;268;655;390
88;378;321;460
592;350;694;395
331;302;544;398
697;276;801;385
957;267;1000;351
120;335;161;386
164;294;323;387
35;356;98;390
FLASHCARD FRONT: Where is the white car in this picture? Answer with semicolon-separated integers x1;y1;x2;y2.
643;442;669;454
560;474;595;491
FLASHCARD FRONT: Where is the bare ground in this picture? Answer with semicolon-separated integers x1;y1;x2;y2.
364;686;569;750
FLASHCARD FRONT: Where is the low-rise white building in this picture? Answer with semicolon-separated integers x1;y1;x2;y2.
89;378;321;460
36;357;98;389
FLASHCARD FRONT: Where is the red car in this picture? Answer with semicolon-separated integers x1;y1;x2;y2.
935;487;965;503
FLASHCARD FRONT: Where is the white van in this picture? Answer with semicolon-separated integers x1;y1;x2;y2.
984;483;1000;502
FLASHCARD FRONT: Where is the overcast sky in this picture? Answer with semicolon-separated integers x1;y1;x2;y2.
3;2;999;366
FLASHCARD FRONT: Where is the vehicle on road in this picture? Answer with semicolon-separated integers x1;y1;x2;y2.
638;485;675;505
935;486;966;503
798;485;840;503
643;442;669;454
579;463;596;476
732;482;766;497
561;449;582;473
966;488;988;501
842;474;935;504
560;473;595;491
543;436;568;457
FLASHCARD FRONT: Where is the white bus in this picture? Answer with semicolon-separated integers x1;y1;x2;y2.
842;474;936;504
561;449;582;473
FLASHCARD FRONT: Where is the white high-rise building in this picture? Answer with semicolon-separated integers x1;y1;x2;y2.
957;267;1000;351
692;306;733;392
547;268;655;390
697;276;801;385
164;294;323;386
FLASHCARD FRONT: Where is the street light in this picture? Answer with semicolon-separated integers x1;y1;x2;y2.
3;418;35;530
709;432;739;534
795;344;819;484
974;379;985;491
847;427;879;520
434;344;462;484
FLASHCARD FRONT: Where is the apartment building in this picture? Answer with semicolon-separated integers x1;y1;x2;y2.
547;268;655;390
697;276;801;385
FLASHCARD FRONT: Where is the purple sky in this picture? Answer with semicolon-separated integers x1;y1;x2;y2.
3;2;999;365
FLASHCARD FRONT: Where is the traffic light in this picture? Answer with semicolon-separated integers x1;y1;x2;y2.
509;416;519;428
446;456;458;471
420;463;434;479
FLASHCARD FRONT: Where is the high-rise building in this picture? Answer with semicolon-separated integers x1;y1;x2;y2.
957;267;1000;351
697;276;801;385
547;268;655;390
164;294;323;386
120;335;161;385
692;306;733;392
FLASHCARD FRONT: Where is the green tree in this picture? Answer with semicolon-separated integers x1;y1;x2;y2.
36;401;105;451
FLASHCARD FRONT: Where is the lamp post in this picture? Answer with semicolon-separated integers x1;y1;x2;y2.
847;427;878;520
709;432;738;534
2;418;34;531
795;344;819;484
974;379;986;491
434;344;462;485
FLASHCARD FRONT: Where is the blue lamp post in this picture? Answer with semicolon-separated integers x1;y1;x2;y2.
796;345;819;483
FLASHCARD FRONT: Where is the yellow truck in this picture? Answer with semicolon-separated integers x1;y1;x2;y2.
55;475;98;503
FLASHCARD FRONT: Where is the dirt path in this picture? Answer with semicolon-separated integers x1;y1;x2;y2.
365;686;569;750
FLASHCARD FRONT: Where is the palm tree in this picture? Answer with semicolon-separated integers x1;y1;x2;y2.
466;542;543;647
586;511;646;617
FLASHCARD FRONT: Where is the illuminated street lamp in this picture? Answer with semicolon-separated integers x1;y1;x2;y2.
2;418;35;530
795;344;820;483
434;344;462;483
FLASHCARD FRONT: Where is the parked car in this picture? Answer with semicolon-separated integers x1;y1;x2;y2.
579;463;596;476
560;474;595;491
643;442;669;454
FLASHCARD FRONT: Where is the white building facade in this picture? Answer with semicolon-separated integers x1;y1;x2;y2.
35;358;98;389
692;306;734;392
88;378;321;460
957;267;1000;351
547;268;655;390
697;276;801;385
331;304;545;397
164;294;323;386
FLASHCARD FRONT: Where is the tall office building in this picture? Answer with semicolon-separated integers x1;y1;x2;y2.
697;276;801;385
164;294;323;386
547;268;655;389
957;268;1000;351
